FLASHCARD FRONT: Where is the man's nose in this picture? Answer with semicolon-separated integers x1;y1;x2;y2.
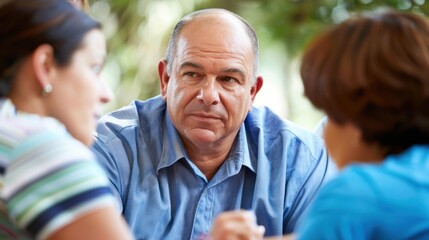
196;77;220;105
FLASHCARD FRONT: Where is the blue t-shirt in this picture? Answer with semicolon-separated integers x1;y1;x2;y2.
92;95;336;239
298;145;429;240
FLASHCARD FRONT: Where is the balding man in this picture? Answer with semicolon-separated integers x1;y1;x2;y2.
92;8;336;239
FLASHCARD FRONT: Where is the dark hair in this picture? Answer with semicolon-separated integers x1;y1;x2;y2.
300;10;429;155
165;8;259;82
0;0;101;96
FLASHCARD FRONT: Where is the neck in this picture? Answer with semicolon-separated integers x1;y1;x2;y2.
342;143;386;169
184;141;233;180
8;63;47;116
360;142;386;163
9;91;46;116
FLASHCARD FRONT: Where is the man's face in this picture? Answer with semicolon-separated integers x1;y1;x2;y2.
160;14;261;150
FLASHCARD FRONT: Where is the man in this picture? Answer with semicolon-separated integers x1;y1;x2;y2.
92;8;335;239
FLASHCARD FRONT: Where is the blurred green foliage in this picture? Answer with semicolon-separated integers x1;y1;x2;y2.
89;0;429;129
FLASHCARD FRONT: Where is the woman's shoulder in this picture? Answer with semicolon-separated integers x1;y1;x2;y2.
0;114;94;167
0;114;68;142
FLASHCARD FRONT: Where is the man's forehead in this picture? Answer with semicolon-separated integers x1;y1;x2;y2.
183;13;245;33
177;16;251;53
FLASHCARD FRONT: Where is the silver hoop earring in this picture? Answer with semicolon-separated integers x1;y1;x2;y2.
42;84;53;96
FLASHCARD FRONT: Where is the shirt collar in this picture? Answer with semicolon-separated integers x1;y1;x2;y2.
156;111;256;174
156;112;186;174
225;124;256;174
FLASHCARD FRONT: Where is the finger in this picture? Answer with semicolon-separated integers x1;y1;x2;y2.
224;221;265;240
216;210;257;224
211;210;264;240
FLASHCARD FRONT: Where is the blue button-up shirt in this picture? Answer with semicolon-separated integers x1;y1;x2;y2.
92;96;336;239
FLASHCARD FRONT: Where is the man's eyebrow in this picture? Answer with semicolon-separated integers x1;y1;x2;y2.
179;62;246;79
179;61;202;70
220;67;245;79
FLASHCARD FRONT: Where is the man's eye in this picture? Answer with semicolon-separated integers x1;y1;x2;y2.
221;76;236;83
185;72;198;77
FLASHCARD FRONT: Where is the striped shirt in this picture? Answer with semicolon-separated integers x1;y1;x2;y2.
0;99;117;240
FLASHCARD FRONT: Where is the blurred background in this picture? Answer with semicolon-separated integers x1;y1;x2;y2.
88;0;428;130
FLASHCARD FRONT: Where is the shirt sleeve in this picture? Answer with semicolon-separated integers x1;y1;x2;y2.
91;133;128;213
2;129;117;240
283;145;337;233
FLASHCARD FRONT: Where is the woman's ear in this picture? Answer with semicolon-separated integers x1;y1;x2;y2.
31;44;56;91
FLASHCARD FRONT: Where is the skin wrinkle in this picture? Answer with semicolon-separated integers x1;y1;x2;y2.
177;49;249;81
178;61;246;82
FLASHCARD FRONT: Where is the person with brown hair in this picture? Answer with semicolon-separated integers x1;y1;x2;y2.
296;9;429;239
0;0;132;239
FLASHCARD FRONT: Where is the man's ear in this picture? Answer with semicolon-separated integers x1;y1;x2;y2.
158;59;170;99
250;76;263;102
247;76;263;112
31;44;55;90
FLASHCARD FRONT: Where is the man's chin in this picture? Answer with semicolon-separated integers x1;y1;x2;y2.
184;128;219;144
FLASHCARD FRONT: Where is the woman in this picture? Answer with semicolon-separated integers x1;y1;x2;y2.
297;10;429;239
0;0;132;239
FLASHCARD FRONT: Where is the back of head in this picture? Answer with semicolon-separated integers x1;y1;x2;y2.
0;0;100;96
301;10;429;154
